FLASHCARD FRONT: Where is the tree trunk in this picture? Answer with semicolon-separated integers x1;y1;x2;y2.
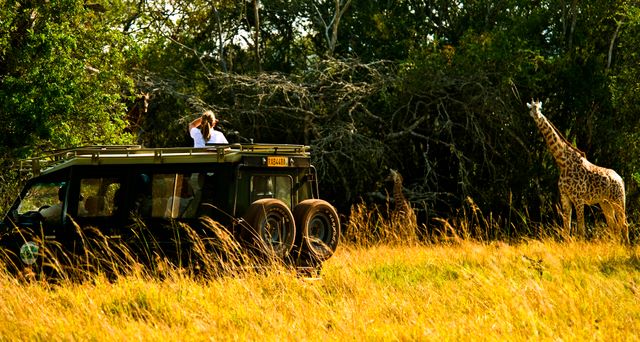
253;0;261;72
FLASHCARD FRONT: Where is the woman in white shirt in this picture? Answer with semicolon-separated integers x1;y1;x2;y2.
188;110;228;147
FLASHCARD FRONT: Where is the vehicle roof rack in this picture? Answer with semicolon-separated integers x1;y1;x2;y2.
19;144;310;177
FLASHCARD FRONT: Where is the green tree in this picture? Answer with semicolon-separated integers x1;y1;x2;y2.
608;4;640;218
0;0;135;157
5;0;638;232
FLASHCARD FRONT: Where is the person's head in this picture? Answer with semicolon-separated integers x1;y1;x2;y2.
58;183;67;202
200;110;218;141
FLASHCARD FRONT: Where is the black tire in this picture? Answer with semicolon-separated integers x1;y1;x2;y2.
293;199;340;263
242;199;296;260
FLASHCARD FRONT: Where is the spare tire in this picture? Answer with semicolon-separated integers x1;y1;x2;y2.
242;199;296;260
293;199;340;263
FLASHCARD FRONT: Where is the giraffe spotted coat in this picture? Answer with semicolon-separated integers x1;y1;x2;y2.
528;100;628;243
387;169;418;232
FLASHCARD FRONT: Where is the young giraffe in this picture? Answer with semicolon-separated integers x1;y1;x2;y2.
527;100;628;243
388;169;417;228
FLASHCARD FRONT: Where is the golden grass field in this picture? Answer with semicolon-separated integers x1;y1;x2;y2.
0;237;639;341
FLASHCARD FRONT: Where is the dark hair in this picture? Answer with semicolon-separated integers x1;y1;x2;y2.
58;183;67;201
200;110;217;141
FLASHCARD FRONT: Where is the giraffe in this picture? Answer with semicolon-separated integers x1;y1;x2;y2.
387;169;417;231
527;100;628;243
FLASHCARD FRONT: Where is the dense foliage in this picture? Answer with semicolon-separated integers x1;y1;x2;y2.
2;0;640;233
0;0;135;156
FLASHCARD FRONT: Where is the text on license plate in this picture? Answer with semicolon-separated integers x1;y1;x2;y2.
267;156;288;167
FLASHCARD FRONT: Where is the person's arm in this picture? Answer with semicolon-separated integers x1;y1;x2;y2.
188;117;202;131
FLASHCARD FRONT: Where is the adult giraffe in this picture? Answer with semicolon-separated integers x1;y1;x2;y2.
527;100;628;243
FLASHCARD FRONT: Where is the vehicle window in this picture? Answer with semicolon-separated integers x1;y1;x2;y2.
77;178;120;217
250;175;292;207
18;182;65;215
150;174;173;217
76;173;202;219
150;173;200;219
129;174;152;217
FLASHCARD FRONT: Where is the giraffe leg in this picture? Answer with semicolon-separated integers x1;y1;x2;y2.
575;203;586;239
601;201;615;239
613;199;630;245
560;193;573;236
621;216;630;245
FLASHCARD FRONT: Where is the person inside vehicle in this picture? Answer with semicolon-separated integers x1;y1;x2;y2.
165;176;195;218
83;195;105;216
188;110;228;147
40;184;66;223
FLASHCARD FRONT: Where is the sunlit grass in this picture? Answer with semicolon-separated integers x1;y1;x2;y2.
0;238;639;340
0;202;639;340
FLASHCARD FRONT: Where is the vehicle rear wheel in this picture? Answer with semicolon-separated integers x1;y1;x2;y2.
242;199;296;260
293;199;340;263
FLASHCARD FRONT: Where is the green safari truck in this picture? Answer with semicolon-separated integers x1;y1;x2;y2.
0;144;340;278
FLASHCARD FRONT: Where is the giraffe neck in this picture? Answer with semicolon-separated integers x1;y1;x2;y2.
533;114;573;169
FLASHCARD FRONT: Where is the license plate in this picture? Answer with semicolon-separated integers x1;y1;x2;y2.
267;156;288;167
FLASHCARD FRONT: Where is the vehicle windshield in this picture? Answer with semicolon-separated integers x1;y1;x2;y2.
17;182;65;214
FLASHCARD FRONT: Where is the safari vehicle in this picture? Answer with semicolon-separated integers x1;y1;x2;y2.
0;144;340;277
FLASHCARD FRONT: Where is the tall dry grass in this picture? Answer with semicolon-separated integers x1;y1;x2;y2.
343;197;538;246
1;240;639;340
1;216;274;283
344;197;633;246
0;204;639;340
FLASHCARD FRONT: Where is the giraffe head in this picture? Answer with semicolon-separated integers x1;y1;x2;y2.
388;169;402;183
527;100;542;118
527;98;587;160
